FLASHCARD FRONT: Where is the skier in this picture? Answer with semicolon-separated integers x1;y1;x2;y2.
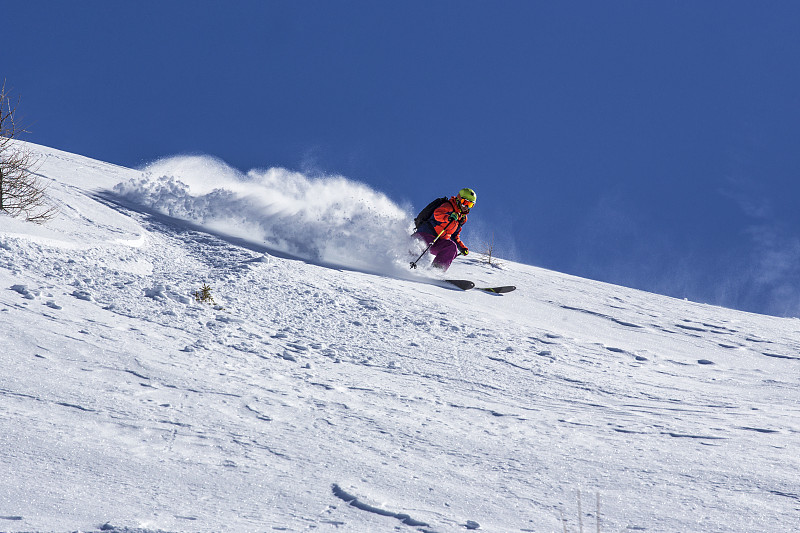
411;188;476;271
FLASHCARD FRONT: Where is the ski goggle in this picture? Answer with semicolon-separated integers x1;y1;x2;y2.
459;198;475;209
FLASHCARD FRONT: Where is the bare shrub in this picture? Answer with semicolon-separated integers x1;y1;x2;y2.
479;232;504;268
0;82;57;223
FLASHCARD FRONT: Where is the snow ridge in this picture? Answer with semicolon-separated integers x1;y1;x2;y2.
331;484;431;528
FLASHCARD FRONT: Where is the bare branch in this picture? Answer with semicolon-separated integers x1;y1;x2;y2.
0;82;57;224
479;232;505;268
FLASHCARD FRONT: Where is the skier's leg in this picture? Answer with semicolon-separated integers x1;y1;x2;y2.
430;239;459;270
413;232;436;246
410;232;437;263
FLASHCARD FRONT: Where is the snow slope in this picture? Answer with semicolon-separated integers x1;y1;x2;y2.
1;142;799;533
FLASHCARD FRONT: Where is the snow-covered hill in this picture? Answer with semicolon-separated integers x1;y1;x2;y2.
1;143;799;533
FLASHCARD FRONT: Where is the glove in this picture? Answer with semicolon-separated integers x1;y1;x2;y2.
459;246;469;256
448;212;459;221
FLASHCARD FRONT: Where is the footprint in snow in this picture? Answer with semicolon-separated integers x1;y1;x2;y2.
285;342;309;353
605;346;628;354
10;284;37;300
71;290;94;301
762;352;800;361
718;343;742;349
605;346;648;362
739;426;780;434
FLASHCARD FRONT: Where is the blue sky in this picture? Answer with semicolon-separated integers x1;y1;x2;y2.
5;1;800;316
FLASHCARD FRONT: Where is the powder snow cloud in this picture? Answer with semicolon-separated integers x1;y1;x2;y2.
113;155;414;271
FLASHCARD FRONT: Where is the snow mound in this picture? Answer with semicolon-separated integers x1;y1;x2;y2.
113;155;414;271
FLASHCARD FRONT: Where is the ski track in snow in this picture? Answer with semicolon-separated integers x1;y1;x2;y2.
1;142;799;532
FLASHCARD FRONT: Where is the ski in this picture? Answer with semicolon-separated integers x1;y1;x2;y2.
444;280;516;294
476;285;516;294
445;279;475;290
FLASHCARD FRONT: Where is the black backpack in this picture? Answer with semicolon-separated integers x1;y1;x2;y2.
413;197;449;230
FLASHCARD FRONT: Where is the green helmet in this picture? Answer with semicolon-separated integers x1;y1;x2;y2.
458;188;476;203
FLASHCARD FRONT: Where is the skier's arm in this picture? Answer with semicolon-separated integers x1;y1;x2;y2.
431;203;459;238
452;218;468;252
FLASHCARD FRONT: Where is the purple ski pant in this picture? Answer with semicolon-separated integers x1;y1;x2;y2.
414;232;458;270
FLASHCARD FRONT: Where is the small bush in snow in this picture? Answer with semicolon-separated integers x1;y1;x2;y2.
479;232;504;268
193;283;216;305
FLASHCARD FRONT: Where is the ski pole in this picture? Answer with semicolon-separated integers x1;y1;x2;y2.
410;228;446;269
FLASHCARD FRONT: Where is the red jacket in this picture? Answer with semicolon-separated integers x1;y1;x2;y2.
430;196;467;249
